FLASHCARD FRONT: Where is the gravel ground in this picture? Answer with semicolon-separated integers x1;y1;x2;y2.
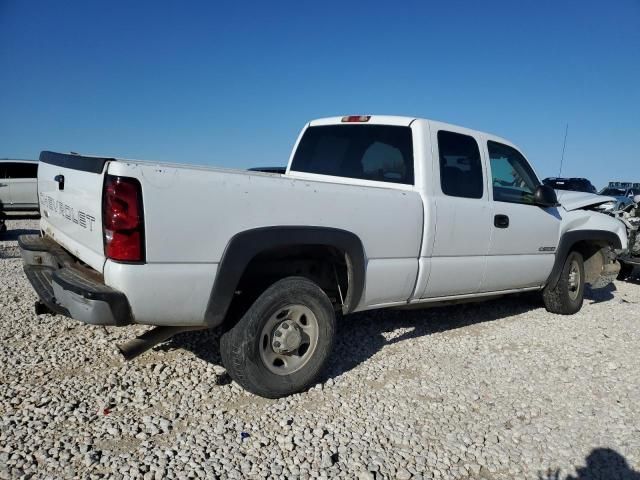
1;218;639;480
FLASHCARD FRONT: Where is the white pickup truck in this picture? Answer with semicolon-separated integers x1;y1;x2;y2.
19;115;627;398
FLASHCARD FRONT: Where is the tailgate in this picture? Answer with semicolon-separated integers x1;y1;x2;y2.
38;151;111;272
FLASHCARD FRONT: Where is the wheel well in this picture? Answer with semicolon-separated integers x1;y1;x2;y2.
225;245;350;323
571;240;613;284
547;230;621;290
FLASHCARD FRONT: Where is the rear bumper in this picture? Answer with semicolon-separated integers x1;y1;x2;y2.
19;234;133;326
1;205;39;212
619;255;640;267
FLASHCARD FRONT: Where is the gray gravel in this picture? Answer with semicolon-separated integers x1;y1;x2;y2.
1;218;640;480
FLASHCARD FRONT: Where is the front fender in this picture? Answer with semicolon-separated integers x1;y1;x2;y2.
545;211;627;290
560;210;628;251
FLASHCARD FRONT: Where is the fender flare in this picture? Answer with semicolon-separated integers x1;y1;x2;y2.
203;226;366;326
546;229;622;289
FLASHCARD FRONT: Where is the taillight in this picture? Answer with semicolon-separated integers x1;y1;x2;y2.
103;175;145;262
341;115;371;123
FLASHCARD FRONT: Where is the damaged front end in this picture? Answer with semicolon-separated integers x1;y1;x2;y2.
555;191;632;285
606;199;640;276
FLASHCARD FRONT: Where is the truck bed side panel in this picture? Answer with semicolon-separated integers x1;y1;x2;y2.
103;261;217;326
107;162;423;262
106;161;423;315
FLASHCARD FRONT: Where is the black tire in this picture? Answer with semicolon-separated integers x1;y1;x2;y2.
542;251;585;315
617;262;634;281
220;276;335;398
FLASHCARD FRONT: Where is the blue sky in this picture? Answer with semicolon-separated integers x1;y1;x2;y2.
1;0;638;188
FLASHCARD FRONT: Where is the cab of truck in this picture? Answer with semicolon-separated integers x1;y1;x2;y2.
287;116;568;300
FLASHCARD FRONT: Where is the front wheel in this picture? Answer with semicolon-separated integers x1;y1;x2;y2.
220;276;336;398
542;251;585;315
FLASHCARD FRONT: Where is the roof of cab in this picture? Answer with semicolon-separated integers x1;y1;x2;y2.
309;115;417;127
308;115;513;146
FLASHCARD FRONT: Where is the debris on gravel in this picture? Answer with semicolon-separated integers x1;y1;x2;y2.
1;218;639;479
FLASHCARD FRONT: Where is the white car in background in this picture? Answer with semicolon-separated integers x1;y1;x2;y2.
0;159;39;212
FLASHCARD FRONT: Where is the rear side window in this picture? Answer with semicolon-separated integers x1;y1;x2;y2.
488;141;539;204
3;162;38;179
290;125;414;185
437;131;484;199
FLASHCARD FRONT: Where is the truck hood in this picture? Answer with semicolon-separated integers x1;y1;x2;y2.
556;190;614;211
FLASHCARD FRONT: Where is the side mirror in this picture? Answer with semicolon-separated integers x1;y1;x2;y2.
534;184;558;207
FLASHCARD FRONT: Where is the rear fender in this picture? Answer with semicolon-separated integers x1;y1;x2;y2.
203;227;366;327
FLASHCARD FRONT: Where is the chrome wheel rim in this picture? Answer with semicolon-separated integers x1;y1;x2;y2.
259;304;319;375
568;260;581;301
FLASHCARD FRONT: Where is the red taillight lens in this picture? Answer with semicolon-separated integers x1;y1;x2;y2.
103;175;144;262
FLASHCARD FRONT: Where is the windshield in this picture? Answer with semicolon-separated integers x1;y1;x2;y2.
600;187;626;196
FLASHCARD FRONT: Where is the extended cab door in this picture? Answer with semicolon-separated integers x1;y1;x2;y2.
481;139;561;291
420;126;492;297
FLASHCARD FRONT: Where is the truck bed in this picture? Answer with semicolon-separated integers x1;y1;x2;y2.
37;151;424;325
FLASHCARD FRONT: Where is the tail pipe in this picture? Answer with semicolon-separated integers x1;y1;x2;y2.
117;326;205;361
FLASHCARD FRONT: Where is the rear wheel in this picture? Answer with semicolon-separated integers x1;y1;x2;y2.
220;276;335;398
543;251;585;315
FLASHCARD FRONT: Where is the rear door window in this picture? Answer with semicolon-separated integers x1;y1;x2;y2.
290;125;414;185
437;131;484;199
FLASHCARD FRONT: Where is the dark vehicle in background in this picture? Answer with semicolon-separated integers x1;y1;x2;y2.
543;177;597;194
602;181;640;195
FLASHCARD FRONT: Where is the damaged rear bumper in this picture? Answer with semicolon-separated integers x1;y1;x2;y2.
18;234;133;326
